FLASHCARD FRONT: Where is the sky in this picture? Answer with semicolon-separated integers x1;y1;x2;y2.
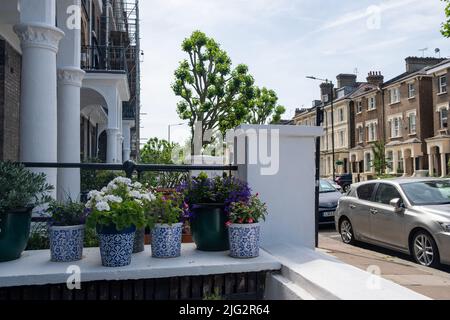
139;0;449;145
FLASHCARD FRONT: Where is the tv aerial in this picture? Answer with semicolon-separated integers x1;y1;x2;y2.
418;48;428;57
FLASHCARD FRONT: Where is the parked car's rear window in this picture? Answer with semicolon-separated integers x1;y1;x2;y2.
357;183;376;201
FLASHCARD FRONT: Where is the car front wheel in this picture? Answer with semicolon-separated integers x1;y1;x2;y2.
411;231;440;267
339;218;355;245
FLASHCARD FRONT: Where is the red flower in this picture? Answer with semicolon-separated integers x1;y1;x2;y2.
248;218;254;224
225;221;232;227
256;193;259;197
238;218;244;224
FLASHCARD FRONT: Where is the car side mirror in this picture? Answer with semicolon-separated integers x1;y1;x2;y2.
390;198;404;213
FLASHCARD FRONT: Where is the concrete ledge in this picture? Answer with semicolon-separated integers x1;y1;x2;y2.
263;243;430;300
0;244;281;288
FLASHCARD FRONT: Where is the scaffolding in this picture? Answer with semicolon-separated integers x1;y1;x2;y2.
102;0;141;160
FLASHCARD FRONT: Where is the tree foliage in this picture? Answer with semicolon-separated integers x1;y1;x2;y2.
371;141;390;176
140;138;177;165
172;31;286;147
442;0;450;37
140;138;187;189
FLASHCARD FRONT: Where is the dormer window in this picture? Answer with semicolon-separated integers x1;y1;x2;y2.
439;76;447;94
389;87;400;104
408;83;416;98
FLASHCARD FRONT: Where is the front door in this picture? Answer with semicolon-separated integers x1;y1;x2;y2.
369;183;407;249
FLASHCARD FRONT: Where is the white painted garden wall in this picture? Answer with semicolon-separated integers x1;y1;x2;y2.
233;125;323;249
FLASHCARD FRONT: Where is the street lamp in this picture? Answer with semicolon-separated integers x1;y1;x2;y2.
306;76;336;181
168;123;185;144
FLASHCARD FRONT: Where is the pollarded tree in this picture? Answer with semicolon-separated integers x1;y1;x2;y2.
172;31;255;151
442;0;450;37
246;87;286;125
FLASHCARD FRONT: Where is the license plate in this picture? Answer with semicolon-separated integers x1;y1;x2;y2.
323;211;335;217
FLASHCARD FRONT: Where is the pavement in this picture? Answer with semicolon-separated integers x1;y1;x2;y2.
318;228;450;300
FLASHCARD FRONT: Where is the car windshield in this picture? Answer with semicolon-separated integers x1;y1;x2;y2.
401;180;450;205
320;180;337;193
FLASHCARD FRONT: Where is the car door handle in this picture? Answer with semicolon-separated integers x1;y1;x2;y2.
349;204;356;209
370;209;378;215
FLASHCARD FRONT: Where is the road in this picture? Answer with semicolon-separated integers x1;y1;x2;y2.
318;226;450;300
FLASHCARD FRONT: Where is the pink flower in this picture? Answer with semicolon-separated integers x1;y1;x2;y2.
225;221;232;227
248;218;254;224
238;218;244;224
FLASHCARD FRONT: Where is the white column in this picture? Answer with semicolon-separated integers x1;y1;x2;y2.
235;125;323;249
122;120;134;162
14;0;64;197
429;153;434;177
392;151;398;174
106;128;119;163
57;0;85;201
441;153;447;177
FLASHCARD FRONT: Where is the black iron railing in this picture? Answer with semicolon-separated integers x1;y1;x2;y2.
81;45;128;72
23;161;237;223
22;161;237;178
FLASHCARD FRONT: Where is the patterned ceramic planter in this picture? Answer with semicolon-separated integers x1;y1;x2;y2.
97;224;136;267
228;223;261;259
49;225;85;262
151;223;182;258
133;227;145;253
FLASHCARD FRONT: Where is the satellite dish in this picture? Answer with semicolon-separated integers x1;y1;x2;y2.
435;48;441;58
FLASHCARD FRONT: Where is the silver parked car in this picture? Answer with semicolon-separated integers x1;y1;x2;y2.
335;178;450;267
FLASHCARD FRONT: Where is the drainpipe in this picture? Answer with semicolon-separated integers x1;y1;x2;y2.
88;0;92;47
105;0;111;69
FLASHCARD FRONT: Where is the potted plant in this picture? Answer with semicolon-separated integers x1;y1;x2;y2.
47;199;87;262
147;193;183;258
0;162;53;262
178;173;251;252
227;194;267;259
85;177;154;267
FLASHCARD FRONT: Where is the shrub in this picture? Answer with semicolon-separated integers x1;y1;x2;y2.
0;162;54;213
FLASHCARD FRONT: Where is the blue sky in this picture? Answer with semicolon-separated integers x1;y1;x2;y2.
139;0;449;145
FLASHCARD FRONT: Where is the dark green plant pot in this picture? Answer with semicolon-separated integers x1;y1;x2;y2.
0;207;33;262
190;204;229;252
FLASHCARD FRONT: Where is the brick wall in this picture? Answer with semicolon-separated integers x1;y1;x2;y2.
0;40;21;161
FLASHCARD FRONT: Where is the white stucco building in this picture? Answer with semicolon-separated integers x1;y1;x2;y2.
0;0;140;199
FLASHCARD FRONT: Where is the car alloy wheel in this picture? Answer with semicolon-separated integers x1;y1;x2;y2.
340;219;354;244
413;232;438;267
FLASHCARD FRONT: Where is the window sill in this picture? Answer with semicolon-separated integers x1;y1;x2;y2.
437;92;448;96
408;96;416;100
367;108;377;112
389;101;401;106
408;133;417;136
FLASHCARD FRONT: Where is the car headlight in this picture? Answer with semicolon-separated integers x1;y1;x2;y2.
438;222;450;232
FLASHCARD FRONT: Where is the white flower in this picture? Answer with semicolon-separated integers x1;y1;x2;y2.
113;177;132;186
133;182;143;189
96;201;110;212
141;193;156;202
130;190;142;199
88;190;104;201
106;182;118;191
104;195;123;204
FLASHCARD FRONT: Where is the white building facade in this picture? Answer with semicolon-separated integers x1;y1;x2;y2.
0;0;139;200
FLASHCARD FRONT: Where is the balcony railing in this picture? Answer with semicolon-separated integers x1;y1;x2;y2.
81;45;128;72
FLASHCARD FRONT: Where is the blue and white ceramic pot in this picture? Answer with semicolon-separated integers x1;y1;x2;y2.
133;227;145;254
151;223;182;258
49;225;85;262
97;224;136;267
228;223;261;259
